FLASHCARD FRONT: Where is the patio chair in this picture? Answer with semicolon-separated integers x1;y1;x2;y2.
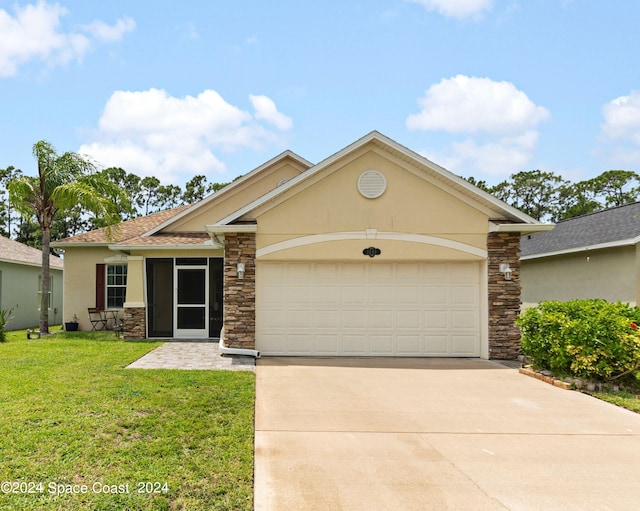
88;308;107;331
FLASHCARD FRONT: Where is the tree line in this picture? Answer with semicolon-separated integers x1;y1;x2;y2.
467;169;640;222
1;164;230;248
2;153;639;250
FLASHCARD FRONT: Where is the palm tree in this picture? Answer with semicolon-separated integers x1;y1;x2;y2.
8;141;125;334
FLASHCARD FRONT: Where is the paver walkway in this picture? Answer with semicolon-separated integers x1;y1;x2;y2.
126;341;256;371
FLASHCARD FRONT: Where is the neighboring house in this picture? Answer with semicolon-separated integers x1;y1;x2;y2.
53;131;551;359
0;235;64;329
521;202;640;307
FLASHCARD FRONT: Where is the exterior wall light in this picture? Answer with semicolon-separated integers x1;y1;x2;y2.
499;263;512;281
237;262;245;279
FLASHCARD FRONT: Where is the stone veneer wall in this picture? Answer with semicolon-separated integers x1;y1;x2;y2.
487;232;521;360
123;307;146;340
223;232;256;349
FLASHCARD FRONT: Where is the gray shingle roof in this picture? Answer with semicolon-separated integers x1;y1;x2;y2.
0;235;64;269
521;202;640;257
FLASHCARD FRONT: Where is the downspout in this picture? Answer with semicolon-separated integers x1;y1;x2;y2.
219;327;260;358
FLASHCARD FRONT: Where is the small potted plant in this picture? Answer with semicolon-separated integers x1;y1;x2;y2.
65;314;79;332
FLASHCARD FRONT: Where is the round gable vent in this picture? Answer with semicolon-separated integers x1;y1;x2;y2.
357;170;387;199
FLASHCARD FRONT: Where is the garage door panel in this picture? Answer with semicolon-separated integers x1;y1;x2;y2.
397;286;420;304
343;310;366;328
424;310;448;329
315;263;339;279
343;335;367;354
425;335;449;354
422;263;447;280
370;286;393;305
370;310;393;328
341;264;366;281
424;286;448;305
287;284;311;302
261;333;287;352
257;261;481;357
452;310;478;329
287;334;314;354
316;310;339;328
316;287;340;305
261;310;287;329
343;286;365;304
397;335;421;355
315;335;339;354
451;286;479;305
288;311;311;328
370;335;393;354
453;264;479;281
397;310;420;328
452;335;479;355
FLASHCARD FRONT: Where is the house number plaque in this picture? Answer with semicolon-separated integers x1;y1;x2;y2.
363;247;381;258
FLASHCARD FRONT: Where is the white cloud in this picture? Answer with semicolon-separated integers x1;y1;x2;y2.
407;75;549;176
598;90;640;167
601;90;640;145
83;16;135;43
0;1;134;77
79;88;293;183
250;94;293;130
408;0;493;19
425;131;539;176
407;75;549;135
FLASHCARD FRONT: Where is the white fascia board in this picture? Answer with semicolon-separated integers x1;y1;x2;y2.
206;224;258;234
108;244;222;251
50;242;110;248
0;258;63;270
521;236;640;260
491;223;555;234
143;150;313;237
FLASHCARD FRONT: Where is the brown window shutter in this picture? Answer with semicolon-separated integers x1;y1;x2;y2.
96;264;106;310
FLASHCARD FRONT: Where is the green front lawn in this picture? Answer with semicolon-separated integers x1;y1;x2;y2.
0;330;255;511
592;389;640;414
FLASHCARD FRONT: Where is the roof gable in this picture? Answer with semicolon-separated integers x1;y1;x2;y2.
215;131;543;227
0;236;64;269
148;150;312;235
522;202;640;257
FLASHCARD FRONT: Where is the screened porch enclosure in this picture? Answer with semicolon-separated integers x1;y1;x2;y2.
146;257;223;338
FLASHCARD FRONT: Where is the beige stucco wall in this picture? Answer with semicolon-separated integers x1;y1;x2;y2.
521;246;637;307
0;261;63;330
254;146;488;261
169;159;308;232
62;247;115;331
62;247;225;331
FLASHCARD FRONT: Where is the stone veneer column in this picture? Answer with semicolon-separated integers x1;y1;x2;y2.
123;307;146;339
123;255;146;340
223;232;256;349
487;231;521;360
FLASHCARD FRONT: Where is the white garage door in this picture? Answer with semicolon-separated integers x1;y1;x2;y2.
256;261;481;357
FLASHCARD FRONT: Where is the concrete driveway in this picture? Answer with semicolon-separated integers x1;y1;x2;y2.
254;358;640;511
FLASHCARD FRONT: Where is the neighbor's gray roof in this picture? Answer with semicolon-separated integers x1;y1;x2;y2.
521;202;640;257
0;235;64;269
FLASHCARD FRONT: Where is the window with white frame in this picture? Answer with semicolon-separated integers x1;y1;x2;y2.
106;264;127;308
38;275;52;310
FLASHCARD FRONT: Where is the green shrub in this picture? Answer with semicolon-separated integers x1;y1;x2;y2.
517;299;640;381
0;307;15;342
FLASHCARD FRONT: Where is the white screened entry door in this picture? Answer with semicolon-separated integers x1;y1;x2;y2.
256;261;481;356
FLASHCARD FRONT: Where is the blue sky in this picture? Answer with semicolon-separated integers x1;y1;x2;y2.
1;0;640;188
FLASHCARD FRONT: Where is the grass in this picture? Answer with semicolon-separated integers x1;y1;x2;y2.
0;329;255;511
592;389;640;414
590;373;640;414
